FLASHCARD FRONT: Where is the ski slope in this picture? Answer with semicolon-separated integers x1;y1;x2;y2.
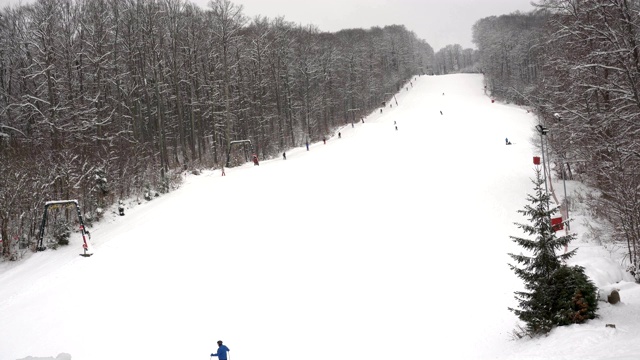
1;74;638;360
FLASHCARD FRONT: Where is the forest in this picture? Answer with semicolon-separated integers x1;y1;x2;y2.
472;0;640;281
0;0;434;259
6;0;637;280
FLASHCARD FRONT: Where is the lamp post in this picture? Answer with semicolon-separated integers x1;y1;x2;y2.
553;113;570;231
535;124;550;200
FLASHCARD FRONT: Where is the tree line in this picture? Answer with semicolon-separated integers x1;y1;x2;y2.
473;0;640;282
433;44;478;75
0;0;434;259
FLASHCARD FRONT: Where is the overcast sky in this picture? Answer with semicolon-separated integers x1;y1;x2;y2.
193;0;536;50
0;0;535;51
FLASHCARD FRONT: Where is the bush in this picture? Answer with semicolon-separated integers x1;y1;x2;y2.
53;222;72;246
518;265;599;335
548;265;598;326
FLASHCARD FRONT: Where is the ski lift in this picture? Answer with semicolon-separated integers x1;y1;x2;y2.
226;139;254;167
36;200;93;257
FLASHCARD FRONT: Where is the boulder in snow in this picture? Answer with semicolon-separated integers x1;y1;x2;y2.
608;289;621;304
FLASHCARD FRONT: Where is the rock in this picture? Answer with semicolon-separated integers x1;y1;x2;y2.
608;289;620;304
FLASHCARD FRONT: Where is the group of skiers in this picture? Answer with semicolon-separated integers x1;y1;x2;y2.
245;131;344;170
228;92;416;174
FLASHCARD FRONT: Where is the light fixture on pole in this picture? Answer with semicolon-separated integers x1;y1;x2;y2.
553;113;570;231
535;124;550;199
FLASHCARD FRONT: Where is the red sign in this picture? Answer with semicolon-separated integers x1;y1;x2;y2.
533;156;541;165
551;217;564;231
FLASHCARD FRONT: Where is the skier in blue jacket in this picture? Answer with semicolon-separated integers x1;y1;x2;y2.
211;340;230;360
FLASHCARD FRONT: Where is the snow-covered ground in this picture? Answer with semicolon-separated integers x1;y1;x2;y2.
1;74;638;360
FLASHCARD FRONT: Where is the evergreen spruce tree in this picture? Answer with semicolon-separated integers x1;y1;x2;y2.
508;167;597;335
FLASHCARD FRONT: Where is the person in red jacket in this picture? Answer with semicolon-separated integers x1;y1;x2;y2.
252;154;259;166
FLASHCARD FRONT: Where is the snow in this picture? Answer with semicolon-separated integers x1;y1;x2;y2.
1;73;639;360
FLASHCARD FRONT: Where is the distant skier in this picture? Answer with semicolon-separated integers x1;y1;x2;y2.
306;141;309;151
221;166;226;176
283;152;287;160
211;340;230;360
323;137;326;144
440;110;443;115
338;132;341;139
252;154;259;166
505;138;512;145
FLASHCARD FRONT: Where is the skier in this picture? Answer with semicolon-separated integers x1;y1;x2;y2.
440;110;443;115
323;137;326;144
306;141;309;151
252;154;259;166
283;152;287;160
211;340;230;360
505;138;512;145
338;132;341;139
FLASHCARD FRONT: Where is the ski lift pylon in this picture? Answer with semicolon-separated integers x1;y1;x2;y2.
36;200;93;257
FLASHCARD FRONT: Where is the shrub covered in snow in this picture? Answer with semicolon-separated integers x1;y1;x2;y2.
548;265;598;325
53;222;71;247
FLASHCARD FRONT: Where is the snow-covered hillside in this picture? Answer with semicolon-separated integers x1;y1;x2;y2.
1;74;638;360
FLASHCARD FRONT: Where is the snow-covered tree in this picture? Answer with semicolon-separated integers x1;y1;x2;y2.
0;0;435;263
472;11;547;103
509;167;597;335
535;0;640;280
